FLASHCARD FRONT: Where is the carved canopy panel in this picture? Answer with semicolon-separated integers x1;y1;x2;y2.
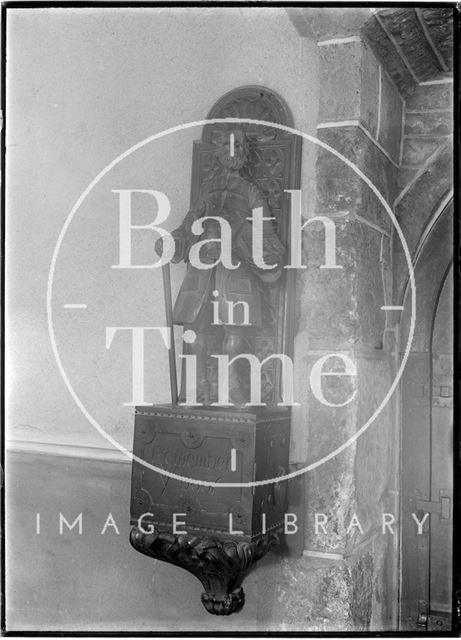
188;86;302;406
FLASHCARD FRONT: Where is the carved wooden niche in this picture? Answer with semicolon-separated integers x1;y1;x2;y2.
186;85;302;406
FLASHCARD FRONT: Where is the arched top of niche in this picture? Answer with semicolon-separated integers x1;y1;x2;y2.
202;85;294;145
400;198;453;352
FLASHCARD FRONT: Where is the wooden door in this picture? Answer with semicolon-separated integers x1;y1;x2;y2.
426;268;453;630
400;264;453;631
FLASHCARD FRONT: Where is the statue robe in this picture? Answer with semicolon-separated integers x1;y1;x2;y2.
172;171;285;329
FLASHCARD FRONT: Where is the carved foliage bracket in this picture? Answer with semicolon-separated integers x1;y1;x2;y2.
130;527;279;616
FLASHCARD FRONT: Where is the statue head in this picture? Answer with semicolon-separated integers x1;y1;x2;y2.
215;128;249;171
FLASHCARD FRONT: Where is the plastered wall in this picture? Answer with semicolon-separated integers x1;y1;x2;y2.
6;8;319;450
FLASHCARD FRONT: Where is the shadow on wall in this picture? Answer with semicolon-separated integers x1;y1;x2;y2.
6;451;286;632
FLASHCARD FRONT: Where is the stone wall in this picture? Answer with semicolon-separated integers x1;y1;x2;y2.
394;82;453;304
287;7;453;632
286;33;401;632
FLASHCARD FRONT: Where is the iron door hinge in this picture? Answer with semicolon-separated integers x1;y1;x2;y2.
415;490;451;522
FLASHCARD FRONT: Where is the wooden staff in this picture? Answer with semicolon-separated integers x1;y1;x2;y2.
162;262;178;406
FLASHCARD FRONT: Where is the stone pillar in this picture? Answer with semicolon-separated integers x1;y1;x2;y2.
277;31;403;632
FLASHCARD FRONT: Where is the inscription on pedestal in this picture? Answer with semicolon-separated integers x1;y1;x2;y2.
130;405;290;541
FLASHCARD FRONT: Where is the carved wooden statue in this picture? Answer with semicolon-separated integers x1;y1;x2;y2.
155;127;285;406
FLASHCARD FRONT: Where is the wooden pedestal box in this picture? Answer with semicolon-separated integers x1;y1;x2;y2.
130;405;290;542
